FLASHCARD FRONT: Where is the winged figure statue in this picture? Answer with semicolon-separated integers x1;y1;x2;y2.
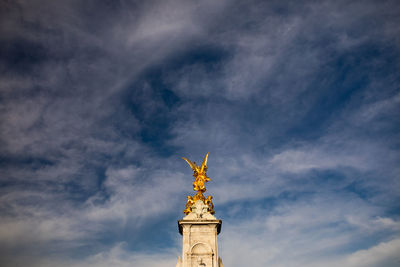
182;152;215;215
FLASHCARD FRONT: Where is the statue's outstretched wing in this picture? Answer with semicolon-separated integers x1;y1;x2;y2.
182;157;198;172
200;152;209;173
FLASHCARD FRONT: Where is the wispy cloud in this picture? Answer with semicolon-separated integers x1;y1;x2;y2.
0;0;399;266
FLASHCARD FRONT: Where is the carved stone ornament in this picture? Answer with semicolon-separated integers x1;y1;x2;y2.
183;200;216;220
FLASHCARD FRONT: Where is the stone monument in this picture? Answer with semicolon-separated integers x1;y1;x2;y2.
176;153;224;267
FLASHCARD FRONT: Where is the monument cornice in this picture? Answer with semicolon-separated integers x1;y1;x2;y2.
178;219;222;235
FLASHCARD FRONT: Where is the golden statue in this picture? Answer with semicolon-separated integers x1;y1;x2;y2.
182;152;215;215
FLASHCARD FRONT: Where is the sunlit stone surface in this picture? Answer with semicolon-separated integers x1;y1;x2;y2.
177;200;224;267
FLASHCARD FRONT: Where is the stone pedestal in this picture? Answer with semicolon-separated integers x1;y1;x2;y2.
176;200;224;267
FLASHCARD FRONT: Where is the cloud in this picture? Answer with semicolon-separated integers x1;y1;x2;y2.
270;148;367;173
219;193;400;267
342;238;400;267
1;242;179;267
0;0;399;266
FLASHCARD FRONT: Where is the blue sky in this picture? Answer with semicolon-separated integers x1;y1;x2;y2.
0;0;399;266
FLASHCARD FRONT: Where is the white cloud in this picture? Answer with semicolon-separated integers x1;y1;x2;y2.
0;0;399;267
269;147;369;173
343;238;400;267
219;193;399;267
10;242;179;267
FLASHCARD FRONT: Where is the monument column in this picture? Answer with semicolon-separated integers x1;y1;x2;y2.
176;153;224;267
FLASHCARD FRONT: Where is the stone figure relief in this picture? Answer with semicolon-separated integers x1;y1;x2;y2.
197;258;206;267
190;243;212;267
